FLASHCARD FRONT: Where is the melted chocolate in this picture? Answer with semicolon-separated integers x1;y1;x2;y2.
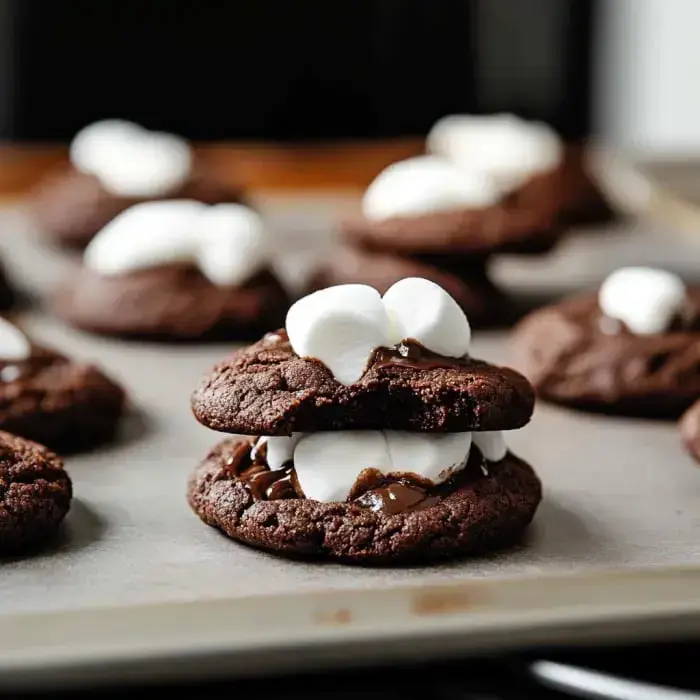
234;438;492;514
226;438;302;501
371;340;471;371
244;465;299;500
355;481;440;515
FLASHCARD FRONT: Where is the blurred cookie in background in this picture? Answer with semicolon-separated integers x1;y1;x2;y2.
427;113;615;228
679;398;700;464
27;120;244;249
513;266;700;418
53;200;290;341
0;259;17;312
308;245;512;328
0;317;125;454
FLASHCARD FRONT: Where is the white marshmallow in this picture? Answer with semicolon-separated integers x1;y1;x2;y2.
70;119;192;198
362;155;499;221
384;431;472;483
285;285;391;385
252;434;303;471
294;432;391;502
473;431;507;462
0;318;31;361
84;200;268;287
383;277;471;357
427;113;563;193
196;205;268;287
598;267;686;335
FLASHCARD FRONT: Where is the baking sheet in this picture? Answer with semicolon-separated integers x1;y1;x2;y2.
2;195;700;689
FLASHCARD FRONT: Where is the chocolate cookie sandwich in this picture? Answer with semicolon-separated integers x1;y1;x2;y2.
0;317;125;452
53;200;290;341
0;431;72;555
513;266;700;417
189;277;541;564
28;119;243;249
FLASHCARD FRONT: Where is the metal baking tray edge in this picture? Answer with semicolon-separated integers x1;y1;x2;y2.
3;564;700;691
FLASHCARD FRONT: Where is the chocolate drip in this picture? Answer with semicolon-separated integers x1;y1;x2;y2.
371;339;471;371
244;465;299;500
227;438;301;501
355;481;439;515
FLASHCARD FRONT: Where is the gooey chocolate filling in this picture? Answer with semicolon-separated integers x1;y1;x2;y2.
224;437;490;516
265;329;474;374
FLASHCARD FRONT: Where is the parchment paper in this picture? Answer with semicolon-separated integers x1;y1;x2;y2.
2;194;700;618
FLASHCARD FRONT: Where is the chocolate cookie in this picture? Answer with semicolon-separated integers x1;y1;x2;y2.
188;437;541;564
512;290;700;417
342;169;563;257
0;345;126;453
308;246;511;328
53;266;290;342
680;399;700;464
0;431;72;555
554;146;615;227
192;331;535;435
28;166;244;249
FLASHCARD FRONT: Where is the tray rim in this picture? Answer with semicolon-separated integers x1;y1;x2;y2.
3;563;700;690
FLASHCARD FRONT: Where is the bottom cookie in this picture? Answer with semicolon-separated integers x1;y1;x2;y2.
0;431;72;555
188;437;542;565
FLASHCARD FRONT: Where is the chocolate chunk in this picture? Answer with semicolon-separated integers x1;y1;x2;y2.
512;290;700;417
0;431;72;555
53;266;290;342
191;332;535;435
187;437;541;564
0;345;126;453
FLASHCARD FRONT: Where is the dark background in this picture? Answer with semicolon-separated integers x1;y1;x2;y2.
0;0;596;142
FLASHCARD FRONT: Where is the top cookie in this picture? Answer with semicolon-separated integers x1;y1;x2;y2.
193;277;534;435
192;330;533;435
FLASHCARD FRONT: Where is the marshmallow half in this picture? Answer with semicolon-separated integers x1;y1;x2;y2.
598;267;686;335
259;430;507;504
84;200;268;287
383;277;471;358
427;113;563;193
70;119;193;198
285;277;471;385
0;318;31;362
362;155;499;221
